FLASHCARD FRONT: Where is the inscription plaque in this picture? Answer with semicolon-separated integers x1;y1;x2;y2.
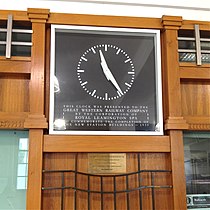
88;153;126;174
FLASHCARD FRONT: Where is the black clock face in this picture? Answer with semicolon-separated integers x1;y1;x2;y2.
77;44;135;100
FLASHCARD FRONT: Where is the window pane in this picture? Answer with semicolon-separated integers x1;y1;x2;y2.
179;52;196;63
184;132;210;209
18;151;28;163
17;177;26;190
201;54;210;63
19;138;28;150
0;130;28;210
17;164;27;177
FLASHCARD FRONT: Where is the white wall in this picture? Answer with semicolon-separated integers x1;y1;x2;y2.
1;0;210;21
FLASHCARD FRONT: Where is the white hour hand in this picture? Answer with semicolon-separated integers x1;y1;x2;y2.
99;50;123;95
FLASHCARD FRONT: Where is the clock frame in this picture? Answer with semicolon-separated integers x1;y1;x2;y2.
49;25;163;135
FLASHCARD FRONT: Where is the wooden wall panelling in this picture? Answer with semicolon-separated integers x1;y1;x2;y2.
0;12;31;129
24;8;49;210
181;80;210;129
179;20;210;130
140;153;172;210
0;74;29;112
42;153;172;210
181;81;210;116
162;15;188;210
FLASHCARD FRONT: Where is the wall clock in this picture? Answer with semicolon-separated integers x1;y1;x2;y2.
49;25;163;135
77;44;135;101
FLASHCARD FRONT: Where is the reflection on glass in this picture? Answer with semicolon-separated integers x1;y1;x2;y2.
0;32;6;42
0;45;5;56
54;75;60;93
11;45;31;57
12;33;31;43
0;131;28;210
184;132;210;209
201;42;210;51
179;53;196;63
178;40;196;50
201;54;210;63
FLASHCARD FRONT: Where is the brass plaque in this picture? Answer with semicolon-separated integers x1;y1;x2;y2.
88;153;126;174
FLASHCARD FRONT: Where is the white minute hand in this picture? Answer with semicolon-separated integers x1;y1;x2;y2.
99;50;123;95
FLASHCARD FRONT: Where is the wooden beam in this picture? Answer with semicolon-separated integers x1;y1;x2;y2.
48;13;162;29
162;15;187;210
43;135;171;152
0;59;31;74
180;63;210;80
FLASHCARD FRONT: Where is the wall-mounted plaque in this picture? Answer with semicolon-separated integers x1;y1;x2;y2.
88;153;126;174
49;25;163;135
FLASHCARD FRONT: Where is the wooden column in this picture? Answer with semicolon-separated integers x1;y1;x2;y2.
162;16;188;210
24;8;49;210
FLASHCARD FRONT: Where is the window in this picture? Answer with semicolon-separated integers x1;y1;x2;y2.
178;26;210;65
184;132;210;209
17;138;28;190
0;130;28;210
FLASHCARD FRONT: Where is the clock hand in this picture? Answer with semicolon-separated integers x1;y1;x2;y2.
99;50;124;95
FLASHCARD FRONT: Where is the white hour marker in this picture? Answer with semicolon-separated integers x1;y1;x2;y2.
81;81;88;86
81;57;87;61
91;47;96;54
125;82;131;87
128;71;135;74
77;70;85;73
116;49;121;55
105;93;108;100
91;89;96;96
125;58;131;63
105;44;107;51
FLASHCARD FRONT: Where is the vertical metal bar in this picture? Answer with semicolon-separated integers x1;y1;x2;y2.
6;14;12;58
151;172;156;210
194;24;202;65
138;153;143;210
74;153;78;210
113;176;117;210
88;175;90;210
101;176;104;210
61;172;65;210
126;175;130;210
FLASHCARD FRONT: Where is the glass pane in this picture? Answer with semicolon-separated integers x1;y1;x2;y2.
17;177;26;190
201;42;210;51
11;45;31;57
201;54;210;63
0;45;5;56
19;138;28;150
0;130;28;210
178;40;196;50
17;164;27;176
0;32;6;42
18;151;28;163
12;33;31;43
179;52;196;63
184;132;210;209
